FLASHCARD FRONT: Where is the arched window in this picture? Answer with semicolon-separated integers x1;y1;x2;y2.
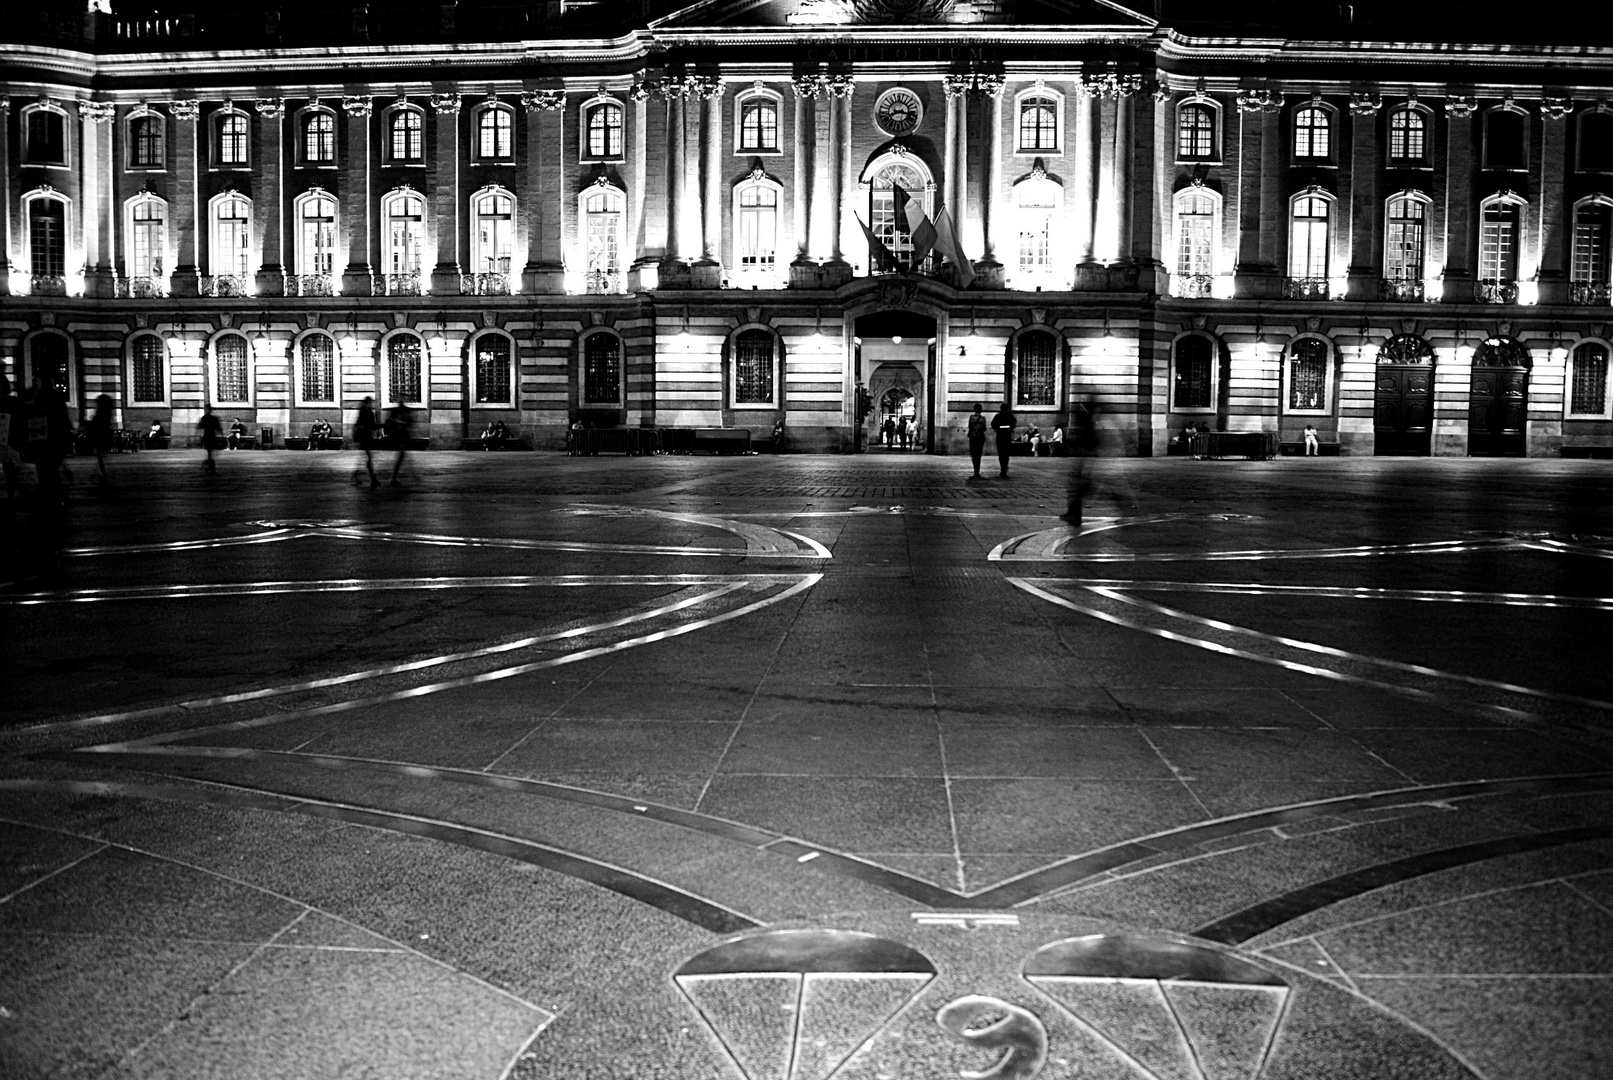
386;334;423;405
302;110;336;165
583;184;626;293
1484;108;1527;171
215;110;249;167
129;334;166;404
1569;342;1610;417
1017;93;1060;154
583;99;624;160
1378;334;1435;365
1384;192;1429;283
128;111;164;169
1174;187;1219;295
1293;105;1332;160
1479;195;1525;284
1286;338;1329;412
475;104;514;161
127;195;166;289
27;195;67;279
733;180;779;286
582;332;622;405
296;191;338;278
732;328;776;405
1473;336;1531;368
737;94;780;153
1578;110;1613;173
472;188;515;275
22;103;67;166
1173;336;1215;410
473;333;513;406
210;194;252;279
1288;193;1332;280
28;333;72;401
389;107;424;163
866;158;930;273
1014;172;1063;285
1177;101;1217;160
298;334;336;404
212;333;251;405
1014;330;1059;408
1571;197;1612;302
1387;106;1428;165
383;190;426;280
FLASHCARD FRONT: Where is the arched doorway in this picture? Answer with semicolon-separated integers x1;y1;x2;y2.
1374;333;1435;456
877;387;917;449
1469;336;1531;457
856;310;937;452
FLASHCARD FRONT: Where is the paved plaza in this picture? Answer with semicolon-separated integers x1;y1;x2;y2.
2;449;1611;1080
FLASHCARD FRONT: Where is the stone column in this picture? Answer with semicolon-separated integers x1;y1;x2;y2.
822;75;854;275
341;95;373;296
791;75;817;275
662;84;687;273
522;89;566;294
1535;96;1572;304
254;98;285;296
1071;88;1099;269
1113;88;1135;263
628;79;660;290
429;92;462;295
168;98;201;297
0;101;11;296
81;101;116;297
942;74;971;278
1347;92;1382;300
1439;95;1476;302
695;75;725;287
975;74;1005;287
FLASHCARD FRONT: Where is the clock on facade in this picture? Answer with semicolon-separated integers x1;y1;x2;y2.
873;88;923;136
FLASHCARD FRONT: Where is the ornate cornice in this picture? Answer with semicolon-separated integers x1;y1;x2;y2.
792;74;823;99
820;74;855;100
342;95;373;118
170;99;200;121
1078;72;1145;99
430;92;462;115
522;89;565;111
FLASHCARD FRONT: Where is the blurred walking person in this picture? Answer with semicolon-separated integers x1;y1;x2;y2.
386;401;415;486
1063;398;1098;523
354;396;380;486
86;393;114;486
966;403;988;478
198;404;223;474
24;377;72;507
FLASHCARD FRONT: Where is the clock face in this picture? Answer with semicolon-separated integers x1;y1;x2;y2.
874;89;923;137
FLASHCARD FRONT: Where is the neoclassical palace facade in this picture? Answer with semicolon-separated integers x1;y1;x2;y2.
2;1;1611;454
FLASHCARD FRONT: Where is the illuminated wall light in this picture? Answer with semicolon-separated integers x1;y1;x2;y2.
1456;345;1475;364
1328;276;1348;299
563;270;584;295
1517;281;1540;305
1551;347;1569;363
1423;276;1441;299
1211;274;1236;299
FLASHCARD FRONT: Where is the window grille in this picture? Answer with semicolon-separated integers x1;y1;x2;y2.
1016;332;1057;407
29;200;65;276
739;100;778;151
217;113;248;166
32;334;70;398
734;330;774;404
478;108;512;159
132;336;165;402
1388;109;1425;162
1384;196;1426;280
1177;103;1215;159
391;110;422;162
1571;344;1609;414
1294;106;1330;159
1378;334;1435;365
215;334;250;402
583;333;621;405
300;336;335;402
1018;97;1059;152
304;112;335;164
131;116;163;167
388;336;422;405
586;103;623;158
475;336;512;404
1288;338;1328;410
1173;335;1213;409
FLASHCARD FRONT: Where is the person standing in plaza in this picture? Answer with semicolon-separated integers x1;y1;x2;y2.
197;405;223;474
86;393;114;486
386;401;415;486
990;401;1017;477
966;403;988;477
354;396;380;486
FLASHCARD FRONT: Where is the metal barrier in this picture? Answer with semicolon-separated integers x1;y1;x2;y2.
1189;432;1275;460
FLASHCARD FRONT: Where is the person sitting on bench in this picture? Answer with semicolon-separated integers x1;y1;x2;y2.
480;419;509;450
228;418;245;450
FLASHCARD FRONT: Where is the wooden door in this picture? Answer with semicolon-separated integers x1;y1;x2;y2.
1373;364;1433;455
1469;366;1528;456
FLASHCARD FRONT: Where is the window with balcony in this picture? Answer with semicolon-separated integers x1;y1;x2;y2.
296;191;338;278
23;106;67;166
212;333;251;405
1286;337;1329;412
1013;173;1062;286
1383;193;1428;299
389;108;424;163
127;195;166;285
1287;193;1332;293
1478;196;1523;301
1172;335;1214;410
1017;93;1060;154
1176;101;1217;161
737;95;779;153
209;194;251;283
128;113;164;169
583;100;624;160
215;111;249;167
1484;108;1527;171
1015;330;1058;408
387;335;423;405
583;184;625;294
383;190;425;292
473;334;513;405
471;189;514;275
732;328;776;405
1571;198;1612;304
867;158;928;273
1293;105;1333;161
733;181;778;286
1174;187;1218;296
475;105;514;161
302;110;336;165
299;334;336;403
1569;343;1610;416
1387;106;1428;166
130;334;166;404
583;332;622;405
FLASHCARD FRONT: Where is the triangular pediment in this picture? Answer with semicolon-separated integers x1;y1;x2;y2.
650;0;1155;31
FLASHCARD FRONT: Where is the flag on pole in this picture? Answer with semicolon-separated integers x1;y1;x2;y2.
857;216;899;273
892;184;937;265
932;207;975;289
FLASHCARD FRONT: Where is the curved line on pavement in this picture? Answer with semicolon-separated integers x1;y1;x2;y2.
1067;579;1613;611
61;529;300;557
3;574;750;605
992;531;1517;563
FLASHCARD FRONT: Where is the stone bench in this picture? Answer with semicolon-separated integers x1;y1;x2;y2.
1278;440;1341;456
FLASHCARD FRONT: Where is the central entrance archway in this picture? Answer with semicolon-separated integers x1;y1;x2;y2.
856;310;938;452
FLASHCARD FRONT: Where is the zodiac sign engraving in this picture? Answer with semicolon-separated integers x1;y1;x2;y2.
935;995;1048;1080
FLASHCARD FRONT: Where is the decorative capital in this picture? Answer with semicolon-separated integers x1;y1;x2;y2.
1236;87;1284;113
747;162;767;182
627;80;650;102
430;92;462;115
342;95;373;118
1542;96;1573;120
522;89;566;111
942;74;972;100
1445;94;1477;117
1078;72;1144;99
792;74;823;99
677;74;722;100
820;74;855;100
255;97;285;118
972;73;1006;98
1152;80;1174;103
0;99;9;116
170;99;201;122
1349;92;1382;116
81;100;115;124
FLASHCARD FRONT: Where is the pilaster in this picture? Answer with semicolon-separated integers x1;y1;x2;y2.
81;100;116;297
942;74;970;280
661;84;687;276
168;98;201;297
1347;92;1382;300
629;79;662;290
341;95;373;296
1440;94;1476;301
254;98;285;296
694;74;725;288
1535;96;1572;304
1233;86;1282;297
791;75;817;277
822;74;854;279
429;92;462;295
974;74;1005;289
0;101;11;295
522;89;566;294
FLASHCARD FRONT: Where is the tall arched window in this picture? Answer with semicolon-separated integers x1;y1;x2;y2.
1479;195;1525;292
733;329;776;405
127;195;167;283
1173;335;1215;410
386;334;423;405
29;333;72;400
1384;192;1428;284
1286;338;1329;412
1387;106;1428;165
1013;173;1062;286
473;334;513;405
27;196;67;279
389;108;424;163
737;94;779;153
1015;330;1058;408
210;194;252;279
383;190;426;283
583;99;624;160
471;189;514;275
296;191;338;278
299;334;336;404
1578;110;1613;173
1571;197;1612;303
867;159;929;272
583;184;626;293
1018;94;1060;153
1288;193;1332;282
1177;101;1217;160
733;180;779;286
1174;187;1219;296
22;104;67;166
128;111;164;169
1484;108;1527;171
129;334;166;404
212;333;251;405
476;104;514;160
302;110;335;165
1293;105;1332;160
582;332;622;405
1569;342;1610;417
216;110;249;167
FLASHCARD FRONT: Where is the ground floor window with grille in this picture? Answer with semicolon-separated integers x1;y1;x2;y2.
475;336;513;404
214;334;250;403
733;329;775;404
1173;335;1214;409
1287;338;1328;411
583;334;621;405
1570;343;1609;416
388;335;422;405
131;335;165;403
300;336;335;402
1015;331;1057;407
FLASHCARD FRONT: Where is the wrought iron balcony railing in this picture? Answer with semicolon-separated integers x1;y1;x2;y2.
199;274;248;298
380;273;423;297
31;274;67;297
1174;273;1215;299
1282;276;1330;300
286;274;334;297
1379;277;1428;302
116;275;167;299
1475;278;1519;304
462;272;510;296
1569;281;1612;306
585;269;620;295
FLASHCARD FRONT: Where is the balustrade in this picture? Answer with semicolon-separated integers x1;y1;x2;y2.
462;272;510;296
585;269;620;295
1282;277;1330;300
1569;281;1612;306
1174;274;1214;299
286;274;335;297
1474;278;1519;304
30;275;66;296
1379;278;1427;302
199;275;247;297
380;274;422;297
116;276;167;298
